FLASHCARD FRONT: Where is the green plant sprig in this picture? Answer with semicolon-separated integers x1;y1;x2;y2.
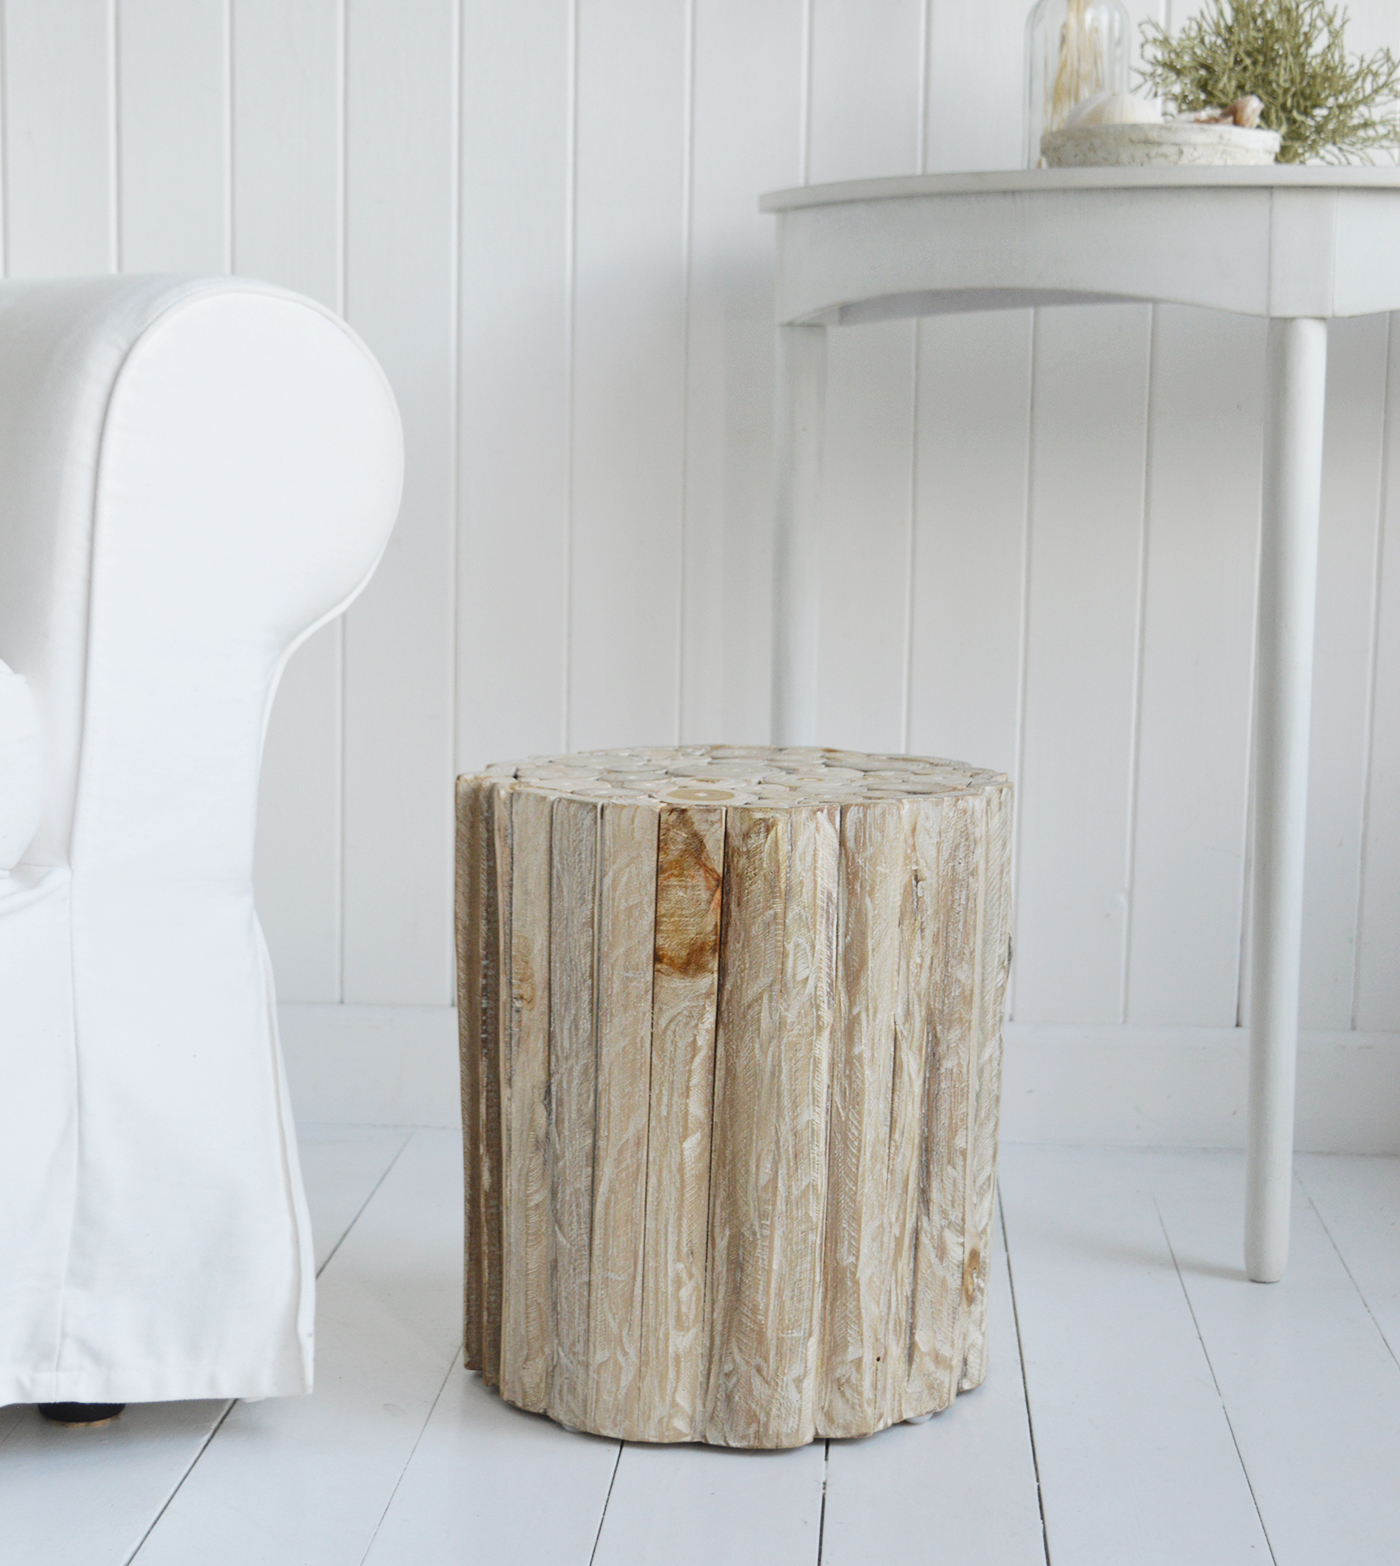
1139;0;1400;163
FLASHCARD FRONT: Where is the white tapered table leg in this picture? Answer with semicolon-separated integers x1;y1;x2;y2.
772;323;827;746
1246;316;1327;1284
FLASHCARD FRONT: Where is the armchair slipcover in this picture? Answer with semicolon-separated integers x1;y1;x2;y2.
0;276;402;1405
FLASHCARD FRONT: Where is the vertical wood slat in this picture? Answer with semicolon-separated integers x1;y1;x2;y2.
703;805;839;1448
907;795;979;1415
961;784;1014;1390
702;809;787;1444
587;804;659;1435
638;804;725;1442
500;786;552;1411
456;775;510;1380
482;777;511;1387
777;805;840;1441
881;800;930;1426
547;795;599;1430
820;803;906;1433
454;776;485;1370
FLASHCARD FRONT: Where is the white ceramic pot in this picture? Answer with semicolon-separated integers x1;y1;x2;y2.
1042;121;1281;166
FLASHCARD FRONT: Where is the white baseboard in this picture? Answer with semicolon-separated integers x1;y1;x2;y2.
278;1004;1400;1153
1000;1024;1400;1153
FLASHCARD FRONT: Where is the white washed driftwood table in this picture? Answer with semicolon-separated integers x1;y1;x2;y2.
455;747;1012;1448
763;166;1400;1284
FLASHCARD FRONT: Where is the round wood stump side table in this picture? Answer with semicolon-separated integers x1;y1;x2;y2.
454;746;1013;1449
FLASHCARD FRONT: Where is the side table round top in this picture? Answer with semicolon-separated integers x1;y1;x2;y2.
485;744;1005;808
458;744;1014;1447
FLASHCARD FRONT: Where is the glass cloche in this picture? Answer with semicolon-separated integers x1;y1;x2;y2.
1024;0;1131;167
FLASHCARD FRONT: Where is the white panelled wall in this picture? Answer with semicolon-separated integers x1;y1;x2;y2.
4;0;1396;1143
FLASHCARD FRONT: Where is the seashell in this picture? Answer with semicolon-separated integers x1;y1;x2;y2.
1067;91;1164;128
1180;95;1265;129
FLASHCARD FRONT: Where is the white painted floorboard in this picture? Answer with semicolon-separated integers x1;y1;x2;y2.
297;1124;414;1275
998;1144;1273;1564
0;1398;230;1566
362;1366;619;1566
820;1208;1046;1566
6;1132;1398;1566
0;1123;405;1566
131;1130;463;1566
1297;1152;1400;1362
1155;1150;1400;1566
592;1436;825;1566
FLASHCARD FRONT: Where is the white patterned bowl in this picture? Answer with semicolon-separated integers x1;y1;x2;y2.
1042;122;1281;167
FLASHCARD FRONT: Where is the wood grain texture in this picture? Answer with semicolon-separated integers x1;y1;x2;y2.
454;776;485;1371
500;786;551;1412
547;795;599;1429
456;748;1012;1447
638;806;725;1442
586;803;658;1435
481;779;509;1387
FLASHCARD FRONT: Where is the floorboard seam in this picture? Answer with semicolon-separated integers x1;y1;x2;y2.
122;1400;236;1565
357;1343;462;1565
315;1129;415;1280
1296;1175;1400;1373
587;1441;625;1565
1152;1198;1279;1566
999;1192;1053;1566
816;1439;829;1564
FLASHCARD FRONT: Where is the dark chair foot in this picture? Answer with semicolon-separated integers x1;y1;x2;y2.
37;1402;126;1428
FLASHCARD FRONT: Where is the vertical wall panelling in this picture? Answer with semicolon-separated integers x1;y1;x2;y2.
231;0;342;308
239;0;346;1003
117;0;230;273
2;0;115;277
1356;318;1400;1032
681;0;806;745
1344;0;1400;1017
2;1;1395;1099
1300;316;1390;1028
907;311;1032;778
1015;305;1152;1024
568;0;689;752
677;0;762;742
1125;306;1266;1027
807;0;925;754
456;1;573;773
924;0;1024;175
911;0;1033;779
342;0;458;1004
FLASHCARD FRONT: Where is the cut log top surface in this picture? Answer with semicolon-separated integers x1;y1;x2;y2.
483;745;1005;808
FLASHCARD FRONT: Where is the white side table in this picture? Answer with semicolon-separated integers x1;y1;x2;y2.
762;166;1400;1283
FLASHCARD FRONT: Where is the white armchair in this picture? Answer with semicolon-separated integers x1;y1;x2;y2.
0;276;401;1406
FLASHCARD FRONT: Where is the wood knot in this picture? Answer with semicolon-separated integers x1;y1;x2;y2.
962;1248;982;1308
654;809;723;979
